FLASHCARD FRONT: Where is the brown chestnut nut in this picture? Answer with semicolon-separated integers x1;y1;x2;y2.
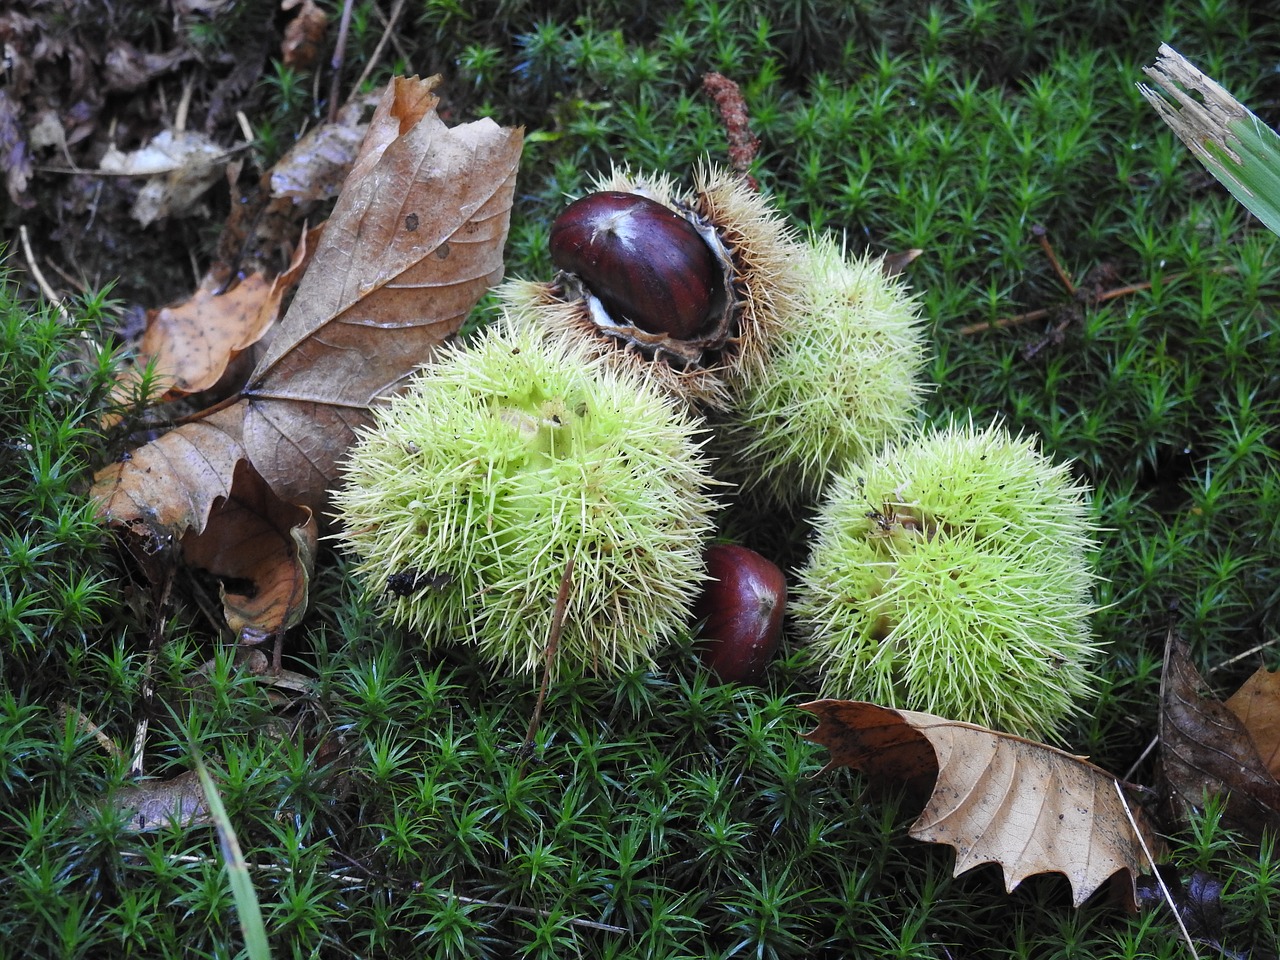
693;544;787;684
550;191;719;340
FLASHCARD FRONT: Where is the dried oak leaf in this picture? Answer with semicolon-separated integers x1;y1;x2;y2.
1158;631;1280;841
1225;665;1280;779
92;74;522;638
801;700;1161;908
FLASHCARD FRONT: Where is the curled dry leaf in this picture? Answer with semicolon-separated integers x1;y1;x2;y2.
801;699;1161;908
92;73;523;643
180;460;317;645
99;128;231;225
1158;630;1280;842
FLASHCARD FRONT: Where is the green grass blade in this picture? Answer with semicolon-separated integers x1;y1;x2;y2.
1140;42;1280;237
193;755;273;960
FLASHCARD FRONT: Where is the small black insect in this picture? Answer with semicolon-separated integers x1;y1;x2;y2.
385;568;453;597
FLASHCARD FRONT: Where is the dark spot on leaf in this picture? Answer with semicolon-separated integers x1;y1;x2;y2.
405;212;419;231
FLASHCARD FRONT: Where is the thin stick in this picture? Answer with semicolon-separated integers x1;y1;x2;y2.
58;702;123;759
1114;780;1199;959
351;0;407;96
1122;735;1159;784
130;568;175;777
959;280;1163;335
327;0;355;124
521;557;575;754
1033;225;1076;294
19;225;71;322
116;849;629;935
1209;635;1280;673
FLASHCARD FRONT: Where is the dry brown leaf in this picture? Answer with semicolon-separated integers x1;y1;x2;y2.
281;0;327;70
1225;666;1280;779
93;75;522;642
180;460;316;645
126;228;317;404
94;406;246;555
801;699;1160;908
237;74;522;511
133;271;276;397
1159;631;1280;841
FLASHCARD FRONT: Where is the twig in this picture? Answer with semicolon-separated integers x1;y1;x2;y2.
116;849;630;935
521;557;575;754
327;0;355;124
1114;780;1199;960
58;702;123;759
1032;223;1076;294
958;223;1212;336
959;278;1166;336
702;72;759;189
351;0;407;97
1207;634;1280;673
19;225;71;322
130;567;175;777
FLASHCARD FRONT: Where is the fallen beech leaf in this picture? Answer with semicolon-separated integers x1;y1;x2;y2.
1158;631;1280;840
93;408;246;557
801;699;1160;907
93;75;521;642
268;114;368;203
1225;665;1280;779
180;460;316;645
238;74;522;511
133;271;276;397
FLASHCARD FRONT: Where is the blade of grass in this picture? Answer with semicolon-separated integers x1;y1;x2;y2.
193;754;273;960
1140;43;1280;238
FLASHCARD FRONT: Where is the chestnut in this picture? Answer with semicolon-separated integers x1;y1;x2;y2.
549;191;719;340
693;543;787;684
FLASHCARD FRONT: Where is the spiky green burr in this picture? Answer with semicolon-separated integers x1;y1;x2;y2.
332;324;719;679
721;233;927;507
793;420;1103;740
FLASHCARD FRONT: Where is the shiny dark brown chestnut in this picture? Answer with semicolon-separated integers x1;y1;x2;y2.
693;543;787;684
549;191;719;340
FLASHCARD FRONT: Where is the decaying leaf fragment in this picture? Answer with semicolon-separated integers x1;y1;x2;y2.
99;128;232;225
801;700;1161;908
1158;631;1280;841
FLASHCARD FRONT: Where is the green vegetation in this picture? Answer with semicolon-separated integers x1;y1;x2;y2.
4;0;1280;956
